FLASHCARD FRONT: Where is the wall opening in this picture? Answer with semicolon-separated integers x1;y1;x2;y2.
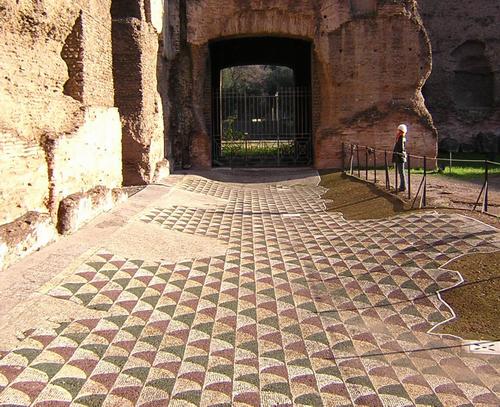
350;0;377;17
210;37;312;167
111;0;142;19
61;12;84;102
452;40;494;108
221;65;294;95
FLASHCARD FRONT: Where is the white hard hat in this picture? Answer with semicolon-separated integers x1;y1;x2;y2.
398;124;408;134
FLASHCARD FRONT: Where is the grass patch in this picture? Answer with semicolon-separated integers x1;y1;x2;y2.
441;166;500;179
221;141;294;158
408;152;500;180
410;167;500;180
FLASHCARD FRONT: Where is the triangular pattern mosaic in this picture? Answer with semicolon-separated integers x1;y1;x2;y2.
0;176;499;406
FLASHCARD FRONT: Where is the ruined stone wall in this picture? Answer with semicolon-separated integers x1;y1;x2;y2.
165;0;436;169
47;108;122;207
418;0;500;152
317;1;436;166
0;0;122;225
112;0;166;185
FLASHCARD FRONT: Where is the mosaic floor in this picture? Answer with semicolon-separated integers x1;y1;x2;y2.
0;176;499;406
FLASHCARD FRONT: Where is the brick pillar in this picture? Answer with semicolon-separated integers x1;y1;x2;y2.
112;12;165;185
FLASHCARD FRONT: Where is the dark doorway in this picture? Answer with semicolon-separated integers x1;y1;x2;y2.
452;40;494;109
210;37;313;167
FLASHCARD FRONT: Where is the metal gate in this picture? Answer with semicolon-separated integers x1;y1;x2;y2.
212;87;312;167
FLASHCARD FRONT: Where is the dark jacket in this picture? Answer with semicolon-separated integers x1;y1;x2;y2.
392;135;406;163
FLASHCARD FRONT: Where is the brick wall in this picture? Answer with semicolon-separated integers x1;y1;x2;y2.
418;0;500;150
112;15;165;185
81;2;115;107
314;4;436;168
165;0;435;169
0;0;122;225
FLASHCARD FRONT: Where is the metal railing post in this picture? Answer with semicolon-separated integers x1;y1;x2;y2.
407;153;411;200
423;156;427;207
245;139;248;167
365;147;368;180
395;157;398;194
350;144;354;175
385;150;390;190
342;142;345;172
357;145;361;178
484;160;489;212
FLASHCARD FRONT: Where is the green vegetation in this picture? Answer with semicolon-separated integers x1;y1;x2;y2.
221;116;294;157
222;116;245;142
409;166;500;180
221;141;294;158
410;152;500;180
222;65;294;95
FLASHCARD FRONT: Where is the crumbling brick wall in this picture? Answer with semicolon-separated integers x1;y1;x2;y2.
418;0;500;153
317;2;436;166
112;0;166;185
0;0;122;225
164;0;436;169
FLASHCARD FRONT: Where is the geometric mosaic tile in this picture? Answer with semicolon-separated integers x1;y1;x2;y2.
0;176;498;406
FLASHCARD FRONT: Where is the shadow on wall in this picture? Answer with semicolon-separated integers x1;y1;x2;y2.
350;0;377;17
452;40;494;109
437;40;497;154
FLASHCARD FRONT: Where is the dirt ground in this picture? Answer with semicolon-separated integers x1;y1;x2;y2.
320;170;499;340
319;171;407;219
353;168;500;217
438;252;500;340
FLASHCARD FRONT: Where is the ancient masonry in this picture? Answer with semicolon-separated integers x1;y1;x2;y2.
419;0;500;153
0;0;498;268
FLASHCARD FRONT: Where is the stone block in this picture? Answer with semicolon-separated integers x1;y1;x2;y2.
57;186;128;235
0;212;57;272
0;131;49;225
153;159;172;182
48;107;123;210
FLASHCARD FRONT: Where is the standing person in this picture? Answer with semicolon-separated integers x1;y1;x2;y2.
392;124;408;191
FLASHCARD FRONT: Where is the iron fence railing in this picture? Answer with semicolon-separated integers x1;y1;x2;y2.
212;88;312;167
342;143;499;214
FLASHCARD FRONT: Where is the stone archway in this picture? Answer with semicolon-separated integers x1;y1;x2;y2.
209;36;313;167
452;41;494;109
164;1;319;169
164;0;437;170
